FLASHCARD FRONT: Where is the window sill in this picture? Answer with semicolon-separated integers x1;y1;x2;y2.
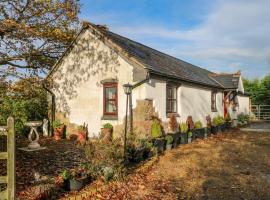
166;113;180;118
101;115;118;120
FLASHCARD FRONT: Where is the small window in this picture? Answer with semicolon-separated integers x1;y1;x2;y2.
103;83;118;116
211;91;217;111
166;85;177;113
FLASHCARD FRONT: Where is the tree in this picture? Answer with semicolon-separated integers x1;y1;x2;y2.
0;0;80;79
243;75;270;105
0;77;48;136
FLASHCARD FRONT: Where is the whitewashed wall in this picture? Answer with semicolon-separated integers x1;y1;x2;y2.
140;79;224;126
179;84;224;126
236;95;250;115
52;28;138;136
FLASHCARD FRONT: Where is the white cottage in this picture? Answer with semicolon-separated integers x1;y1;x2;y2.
46;22;250;137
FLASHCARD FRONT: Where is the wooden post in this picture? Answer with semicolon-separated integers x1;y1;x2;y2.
7;117;15;200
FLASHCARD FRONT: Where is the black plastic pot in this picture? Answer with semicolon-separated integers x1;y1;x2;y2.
63;177;89;191
153;138;165;153
220;123;226;132
205;127;211;137
193;128;205;139
180;132;188;144
225;122;231;130
217;125;223;133
167;133;181;148
211;126;218;134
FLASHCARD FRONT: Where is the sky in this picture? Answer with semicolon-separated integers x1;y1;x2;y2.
79;0;270;79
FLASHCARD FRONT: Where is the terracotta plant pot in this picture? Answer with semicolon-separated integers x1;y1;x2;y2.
77;131;87;143
101;128;113;142
54;126;64;140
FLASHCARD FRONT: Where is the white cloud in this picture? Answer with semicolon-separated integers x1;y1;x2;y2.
110;0;270;78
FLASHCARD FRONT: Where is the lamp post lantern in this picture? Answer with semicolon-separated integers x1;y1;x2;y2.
123;83;133;161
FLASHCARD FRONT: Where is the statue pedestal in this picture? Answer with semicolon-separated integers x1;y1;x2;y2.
19;121;47;152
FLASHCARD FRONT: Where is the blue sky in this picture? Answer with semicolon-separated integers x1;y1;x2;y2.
79;0;270;79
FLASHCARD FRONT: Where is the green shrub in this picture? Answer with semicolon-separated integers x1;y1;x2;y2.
225;114;231;122
237;113;250;123
179;123;188;133
0;78;48;137
188;131;193;138
151;119;162;138
194;121;203;129
165;135;173;144
52;120;62;129
212;115;225;126
103;123;113;129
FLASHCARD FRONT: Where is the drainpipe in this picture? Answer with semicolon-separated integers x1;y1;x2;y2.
42;81;55;136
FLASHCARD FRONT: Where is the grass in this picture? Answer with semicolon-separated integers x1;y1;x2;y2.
138;130;270;200
64;130;270;200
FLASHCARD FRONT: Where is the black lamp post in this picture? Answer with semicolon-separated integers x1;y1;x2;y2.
123;83;133;160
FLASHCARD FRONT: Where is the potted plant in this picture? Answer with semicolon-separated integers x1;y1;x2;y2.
205;115;212;137
237;113;250;127
225;114;232;130
60;168;90;191
101;123;113;142
139;138;154;159
53;120;65;140
193;121;205;139
212;115;225;133
165;135;173;150
151;117;165;153
77;125;87;143
168;115;178;132
179;123;188;144
167;115;181;147
187;131;193;143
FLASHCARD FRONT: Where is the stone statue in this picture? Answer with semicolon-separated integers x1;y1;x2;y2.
43;119;49;137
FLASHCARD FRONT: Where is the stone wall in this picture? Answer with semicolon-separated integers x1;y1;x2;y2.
113;99;158;139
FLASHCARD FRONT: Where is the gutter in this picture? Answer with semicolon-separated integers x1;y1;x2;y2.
148;70;224;90
132;72;150;89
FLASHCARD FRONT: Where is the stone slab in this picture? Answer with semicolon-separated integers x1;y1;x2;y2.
18;147;47;152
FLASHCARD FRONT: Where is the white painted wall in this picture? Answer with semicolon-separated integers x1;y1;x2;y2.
236;95;250;115
179;84;224;126
144;79;167;120
52;28;138;137
141;79;224;126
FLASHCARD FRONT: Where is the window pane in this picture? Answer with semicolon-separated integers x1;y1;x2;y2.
106;87;116;99
172;88;177;99
167;88;172;98
172;100;177;112
167;100;171;112
106;100;117;113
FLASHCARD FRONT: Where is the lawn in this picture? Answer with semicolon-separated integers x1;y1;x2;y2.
62;130;270;200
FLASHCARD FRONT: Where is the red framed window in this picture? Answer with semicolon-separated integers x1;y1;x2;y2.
166;85;177;114
211;91;217;111
103;82;118;116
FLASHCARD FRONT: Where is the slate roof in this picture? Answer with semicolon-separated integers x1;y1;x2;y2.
210;74;240;89
48;22;240;90
103;30;223;88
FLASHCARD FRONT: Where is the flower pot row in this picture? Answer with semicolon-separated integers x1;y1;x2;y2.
210;122;231;134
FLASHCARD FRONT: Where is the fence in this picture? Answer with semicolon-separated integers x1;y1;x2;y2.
0;117;15;200
251;105;270;121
